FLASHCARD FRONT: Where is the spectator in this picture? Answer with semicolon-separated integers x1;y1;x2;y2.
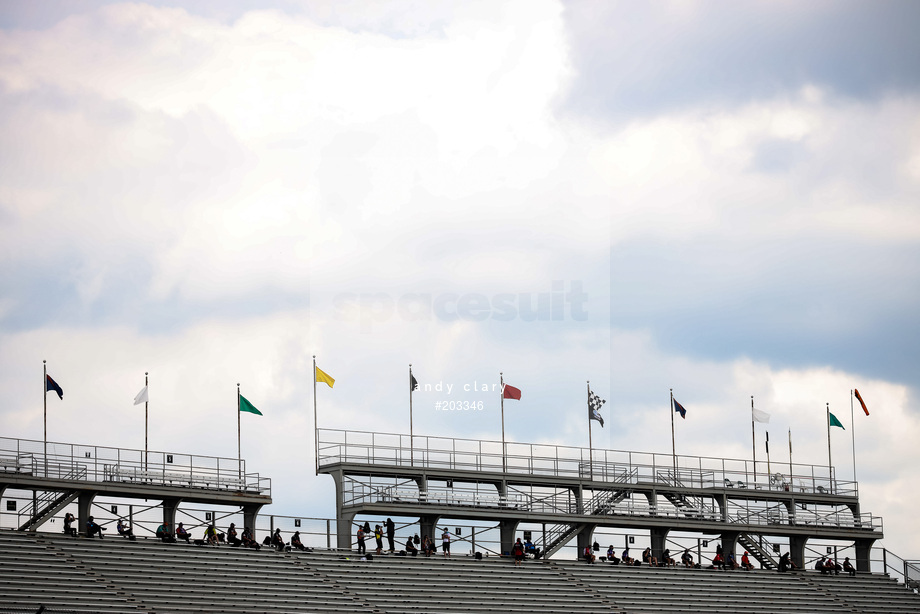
204;524;219;546
662;548;676;567
512;538;525;566
525;539;536;557
271;528;285;552
291;531;308;551
816;556;830;574
63;513;77;537
421;535;433;557
712;552;725;570
374;524;383;555
386;518;396;553
85;516;105;539
778;552;797;572
176;523;191;543
441;528;452;558
606;545;620;565
356;525;366;555
116;519;134;539
727;553;738;570
405;536;418;556
642;547;658;567
740;551;754;571
227;523;242;547
241;526;261;550
156;522;175;543
681;549;694;567
583;545;596;564
843;557;856;576
622;547;633;565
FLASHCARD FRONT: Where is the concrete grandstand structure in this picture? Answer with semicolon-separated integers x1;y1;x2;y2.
1;432;919;614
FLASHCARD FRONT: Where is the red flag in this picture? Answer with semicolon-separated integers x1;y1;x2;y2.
854;389;869;416
502;384;521;400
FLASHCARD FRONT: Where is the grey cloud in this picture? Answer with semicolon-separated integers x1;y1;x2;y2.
561;0;920;121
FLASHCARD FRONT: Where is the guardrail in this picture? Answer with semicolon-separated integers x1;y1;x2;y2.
0;436;270;496
318;428;856;496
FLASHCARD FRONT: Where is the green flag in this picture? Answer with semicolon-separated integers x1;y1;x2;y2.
828;412;845;429
239;394;263;416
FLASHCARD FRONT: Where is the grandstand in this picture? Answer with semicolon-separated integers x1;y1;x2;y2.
2;433;919;613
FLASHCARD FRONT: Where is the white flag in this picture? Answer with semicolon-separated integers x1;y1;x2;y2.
752;407;770;424
133;386;148;405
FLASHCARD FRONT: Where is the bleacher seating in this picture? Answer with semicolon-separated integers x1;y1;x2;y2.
1;530;918;614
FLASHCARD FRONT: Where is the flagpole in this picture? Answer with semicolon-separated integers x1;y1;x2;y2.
587;381;593;482
144;372;149;472
313;356;319;476
751;395;756;485
43;360;48;477
788;429;793;487
669;388;676;476
850;389;857;484
500;372;506;474
409;364;414;467
826;402;832;480
236;382;243;480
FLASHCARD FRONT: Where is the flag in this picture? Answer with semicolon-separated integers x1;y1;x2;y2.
752;408;770;424
239;394;263;416
315;366;335;388
854;389;869;416
410;373;418;392
829;412;845;429
673;398;687;419
45;375;63;400
133;386;148;406
589;391;606;427
502;384;521;400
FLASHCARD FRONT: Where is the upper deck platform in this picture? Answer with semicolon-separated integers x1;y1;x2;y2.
0;436;271;506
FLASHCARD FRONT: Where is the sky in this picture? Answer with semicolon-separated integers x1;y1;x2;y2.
1;0;919;556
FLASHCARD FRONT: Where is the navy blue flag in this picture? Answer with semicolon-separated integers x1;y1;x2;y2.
46;375;63;400
673;398;687;419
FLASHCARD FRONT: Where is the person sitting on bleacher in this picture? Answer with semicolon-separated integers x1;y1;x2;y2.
116;519;134;539
843;557;856;576
642;547;658;567
740;551;754;571
405;536;418;556
583;545;596;564
204;524;219;546
421;535;434;557
681;549;694;567
227;523;241;547
241;526;261;550
525;539;536;558
63;513;77;537
176;523;191;543
662;549;676;567
271;528;285;551
291;531;308;551
622;547;634;565
816;556;830;574
824;558;841;575
712;552;725;570
156;522;176;543
778;552;797;572
606;545;620;565
86;516;105;539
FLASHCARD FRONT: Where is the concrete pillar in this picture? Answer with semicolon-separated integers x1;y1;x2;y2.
419;514;440;544
77;491;95;536
643;492;656;516
499;519;520;555
720;532;739;559
717;493;728;522
650;528;669;560
242;503;264;544
576;524;596;558
161;498;181;530
575;485;584;514
336;510;356;549
789;534;808;569
854;538;875;573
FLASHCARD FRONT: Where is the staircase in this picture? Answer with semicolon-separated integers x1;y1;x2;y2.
18;490;80;531
542;488;632;558
738;533;779;570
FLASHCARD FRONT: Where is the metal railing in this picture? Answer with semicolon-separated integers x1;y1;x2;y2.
0;436;271;495
319;428;856;496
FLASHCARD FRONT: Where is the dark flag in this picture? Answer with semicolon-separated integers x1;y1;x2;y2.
673;398;687;419
410;373;419;392
588;391;606;427
45;375;63;400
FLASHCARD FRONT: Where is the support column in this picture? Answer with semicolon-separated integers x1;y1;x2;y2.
650;528;669;560
575;484;584;514
336;510;356;550
242;503;264;544
499;519;520;556
419;514;440;544
717;493;728;522
854;538;875;573
789;535;808;570
161;498;181;531
720;531;739;559
77;491;95;536
576;523;597;558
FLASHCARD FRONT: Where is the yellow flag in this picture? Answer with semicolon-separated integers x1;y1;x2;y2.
315;366;335;388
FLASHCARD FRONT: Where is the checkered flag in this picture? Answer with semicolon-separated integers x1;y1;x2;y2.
588;390;606;427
